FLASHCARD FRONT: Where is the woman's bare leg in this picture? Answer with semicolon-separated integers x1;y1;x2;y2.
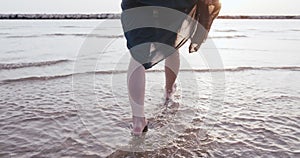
165;51;180;100
127;58;147;135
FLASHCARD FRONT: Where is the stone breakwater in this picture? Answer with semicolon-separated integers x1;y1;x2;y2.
0;14;121;19
0;14;300;19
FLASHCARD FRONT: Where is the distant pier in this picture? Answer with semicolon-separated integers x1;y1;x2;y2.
0;14;121;19
0;14;299;20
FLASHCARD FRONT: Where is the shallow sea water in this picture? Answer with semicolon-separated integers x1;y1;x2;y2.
0;19;300;157
1;70;299;157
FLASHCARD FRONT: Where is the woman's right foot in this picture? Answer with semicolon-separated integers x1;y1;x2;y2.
132;116;148;136
164;83;177;101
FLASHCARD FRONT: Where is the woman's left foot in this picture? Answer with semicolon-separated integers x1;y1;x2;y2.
132;116;148;136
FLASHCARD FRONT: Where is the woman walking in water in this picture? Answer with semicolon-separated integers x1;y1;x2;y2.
121;0;221;136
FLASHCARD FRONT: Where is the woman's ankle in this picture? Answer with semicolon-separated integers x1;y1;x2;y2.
132;116;147;126
132;116;148;135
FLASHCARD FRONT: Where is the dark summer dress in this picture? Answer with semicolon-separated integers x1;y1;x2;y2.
121;0;221;69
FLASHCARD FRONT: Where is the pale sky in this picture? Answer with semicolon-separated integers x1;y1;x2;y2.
0;0;299;15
